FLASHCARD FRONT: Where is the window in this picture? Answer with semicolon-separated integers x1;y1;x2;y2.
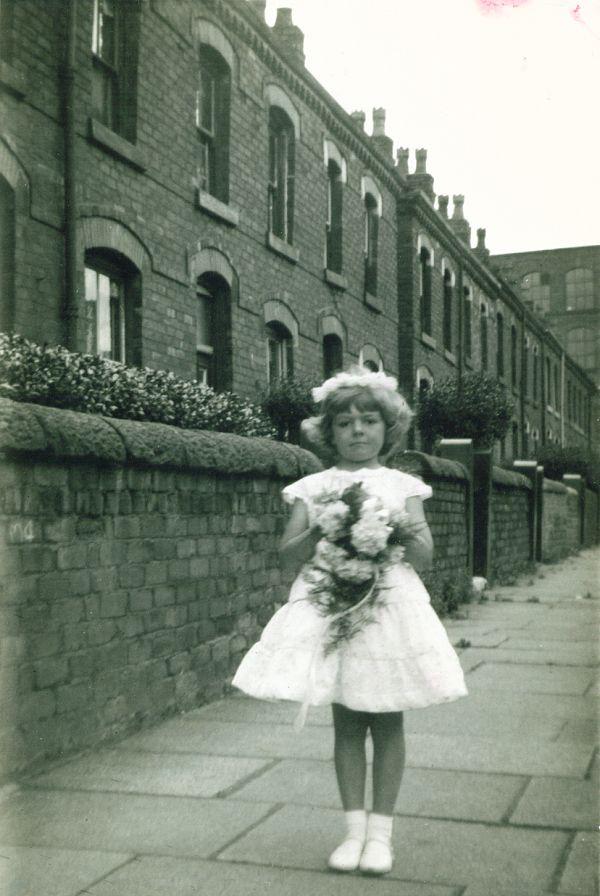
420;248;432;335
91;0;139;140
266;321;293;382
545;357;552;406
523;338;529;397
521;271;550;314
554;365;560;413
533;346;539;401
480;304;488;370
512;422;519;458
196;45;230;203
268;107;295;243
565;268;594;311
323;334;343;379
364;193;379;296
511;324;518;389
84;251;141;364
567;381;572;421
0;176;15;332
195;273;231;390
326;160;343;274
0;0;15;61
496;312;504;377
463;285;472;360
442;267;453;352
566;327;595;370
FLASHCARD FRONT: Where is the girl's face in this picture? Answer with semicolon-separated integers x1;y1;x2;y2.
331;404;386;468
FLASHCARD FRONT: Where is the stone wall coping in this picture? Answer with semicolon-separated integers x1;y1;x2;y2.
492;466;532;490
543;477;573;495
0;398;322;479
390;450;469;483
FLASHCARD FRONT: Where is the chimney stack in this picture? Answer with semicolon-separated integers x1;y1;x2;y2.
272;8;305;66
350;110;366;131
449;195;472;245
437;195;449;219
370;108;393;162
396;148;409;177
248;0;266;20
475;227;490;262
406;148;435;204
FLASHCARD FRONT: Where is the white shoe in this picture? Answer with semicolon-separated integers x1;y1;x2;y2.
328;837;364;872
359;838;394;875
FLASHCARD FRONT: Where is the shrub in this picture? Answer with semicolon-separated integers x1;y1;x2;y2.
0;332;276;438
416;372;513;450
535;443;600;490
261;376;317;442
421;568;474;617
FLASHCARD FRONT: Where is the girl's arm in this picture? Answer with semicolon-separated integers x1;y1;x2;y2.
403;496;433;573
279;499;321;570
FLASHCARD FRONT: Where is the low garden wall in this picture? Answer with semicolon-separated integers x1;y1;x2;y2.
584;487;599;548
542;478;579;562
490;467;532;583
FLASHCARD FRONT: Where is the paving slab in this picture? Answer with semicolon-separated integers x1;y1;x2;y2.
556;718;599;744
220;804;569;891
558;831;599;895
190;696;332;727
0;844;132;896
466;663;595;695
0;789;274;858
405;733;593;777
83;855;457;896
229;758;525;823
24;749;271;798
459;647;598;670
513;627;599;643
117;718;335;760
510;777;598;830
504;639;598;662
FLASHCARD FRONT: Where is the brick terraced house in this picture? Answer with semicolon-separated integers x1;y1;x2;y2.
0;0;596;459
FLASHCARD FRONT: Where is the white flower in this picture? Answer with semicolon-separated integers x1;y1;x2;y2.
314;539;349;571
315;500;350;539
335;557;376;583
350;517;393;556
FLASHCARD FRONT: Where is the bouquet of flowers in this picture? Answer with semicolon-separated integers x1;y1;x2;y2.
305;481;419;653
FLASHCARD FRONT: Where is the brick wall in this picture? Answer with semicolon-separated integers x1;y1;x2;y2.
584;487;599;548
541;479;580;562
490;467;532;583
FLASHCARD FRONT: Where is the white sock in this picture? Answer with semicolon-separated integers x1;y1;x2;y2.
366;812;393;844
345;809;367;841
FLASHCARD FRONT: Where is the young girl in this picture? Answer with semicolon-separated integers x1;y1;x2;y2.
232;367;467;876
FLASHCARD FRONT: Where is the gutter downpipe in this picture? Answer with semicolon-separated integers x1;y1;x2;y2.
63;0;78;349
560;349;565;447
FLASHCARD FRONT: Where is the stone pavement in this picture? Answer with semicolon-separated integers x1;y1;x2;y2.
1;548;598;896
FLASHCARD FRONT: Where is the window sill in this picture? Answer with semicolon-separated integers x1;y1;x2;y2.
196;190;239;227
88;118;146;172
266;232;299;264
420;332;436;349
444;349;457;366
365;291;383;313
324;269;347;290
0;61;26;98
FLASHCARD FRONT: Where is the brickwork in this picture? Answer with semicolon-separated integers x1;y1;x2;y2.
490;468;532;583
541;480;580;562
584;487;599;548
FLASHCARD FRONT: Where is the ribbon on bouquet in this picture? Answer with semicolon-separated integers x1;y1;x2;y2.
293;570;380;732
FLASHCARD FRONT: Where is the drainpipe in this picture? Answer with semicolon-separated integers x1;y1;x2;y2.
560;349;565;447
63;0;78;349
520;307;526;455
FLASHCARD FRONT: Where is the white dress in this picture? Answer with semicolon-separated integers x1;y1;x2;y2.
232;466;468;713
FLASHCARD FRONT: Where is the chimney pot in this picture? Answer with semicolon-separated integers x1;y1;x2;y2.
438;195;449;218
372;107;386;137
452;194;465;220
396;148;409;177
272;7;305;65
477;228;486;249
415;148;428;175
351;110;366;130
275;7;293;26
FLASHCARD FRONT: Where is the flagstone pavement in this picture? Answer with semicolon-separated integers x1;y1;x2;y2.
1;547;598;896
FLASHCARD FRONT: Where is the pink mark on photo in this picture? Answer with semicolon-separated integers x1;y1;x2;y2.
571;4;583;23
476;0;531;13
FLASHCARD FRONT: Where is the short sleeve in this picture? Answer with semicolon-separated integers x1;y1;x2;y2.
281;477;310;507
399;472;432;501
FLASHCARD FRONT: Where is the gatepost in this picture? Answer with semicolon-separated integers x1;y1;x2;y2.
562;474;585;547
513;460;541;562
438;438;474;577
472;448;493;579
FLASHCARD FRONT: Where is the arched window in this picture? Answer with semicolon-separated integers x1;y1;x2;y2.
496;312;504;377
326;159;343;274
195;272;231;391
268;106;295;244
91;0;140;141
545;357;552;407
266;320;294;382
523;337;529;397
197;44;231;203
533;346;539;401
359;345;383;372
463;283;472;360
442;266;454;352
554;365;560;413
480;304;488;370
0;175;15;332
566;327;595;370
511;324;518;389
565;268;594;311
323;333;343;379
420;247;433;335
364;192;379;297
84;249;141;365
521;272;550;314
